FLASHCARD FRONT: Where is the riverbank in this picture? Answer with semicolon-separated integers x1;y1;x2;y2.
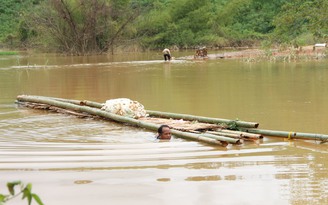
217;45;327;61
1;45;327;63
179;45;327;61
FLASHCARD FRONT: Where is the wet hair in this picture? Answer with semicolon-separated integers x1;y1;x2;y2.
158;125;170;135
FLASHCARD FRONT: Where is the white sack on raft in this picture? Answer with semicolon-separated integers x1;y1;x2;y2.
101;98;148;119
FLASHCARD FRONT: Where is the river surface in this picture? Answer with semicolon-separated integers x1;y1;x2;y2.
0;51;327;205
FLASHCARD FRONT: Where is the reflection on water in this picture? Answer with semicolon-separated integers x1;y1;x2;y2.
0;52;327;205
185;175;222;181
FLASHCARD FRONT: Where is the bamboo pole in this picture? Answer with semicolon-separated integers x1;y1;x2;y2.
215;129;263;139
25;95;104;109
16;95;328;143
188;130;246;142
206;131;260;141
242;128;328;142
146;110;259;128
35;96;259;129
200;133;241;144
16;95;230;146
206;131;241;139
170;129;228;146
184;130;241;144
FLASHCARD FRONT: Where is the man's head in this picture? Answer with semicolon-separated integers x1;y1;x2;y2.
157;125;171;140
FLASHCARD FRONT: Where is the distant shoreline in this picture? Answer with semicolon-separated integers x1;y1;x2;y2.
179;45;327;61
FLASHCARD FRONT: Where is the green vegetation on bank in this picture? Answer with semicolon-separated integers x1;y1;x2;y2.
0;51;18;55
0;0;327;55
0;0;42;45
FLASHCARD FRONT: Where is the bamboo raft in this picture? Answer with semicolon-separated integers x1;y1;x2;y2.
16;95;328;146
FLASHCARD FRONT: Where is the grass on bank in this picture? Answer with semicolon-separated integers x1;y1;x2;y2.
0;51;18;55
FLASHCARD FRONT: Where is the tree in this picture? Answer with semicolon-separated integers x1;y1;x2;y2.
3;0;325;52
273;0;328;44
26;0;142;55
0;0;43;44
135;0;219;48
214;0;288;46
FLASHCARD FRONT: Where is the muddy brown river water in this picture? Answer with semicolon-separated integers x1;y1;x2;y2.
0;51;327;205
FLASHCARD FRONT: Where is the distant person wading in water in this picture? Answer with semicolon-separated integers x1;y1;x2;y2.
162;48;171;61
156;125;171;140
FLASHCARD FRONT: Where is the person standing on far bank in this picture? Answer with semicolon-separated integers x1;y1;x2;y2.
162;48;171;61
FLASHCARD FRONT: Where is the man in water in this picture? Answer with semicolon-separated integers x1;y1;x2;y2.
157;125;171;140
162;48;171;61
